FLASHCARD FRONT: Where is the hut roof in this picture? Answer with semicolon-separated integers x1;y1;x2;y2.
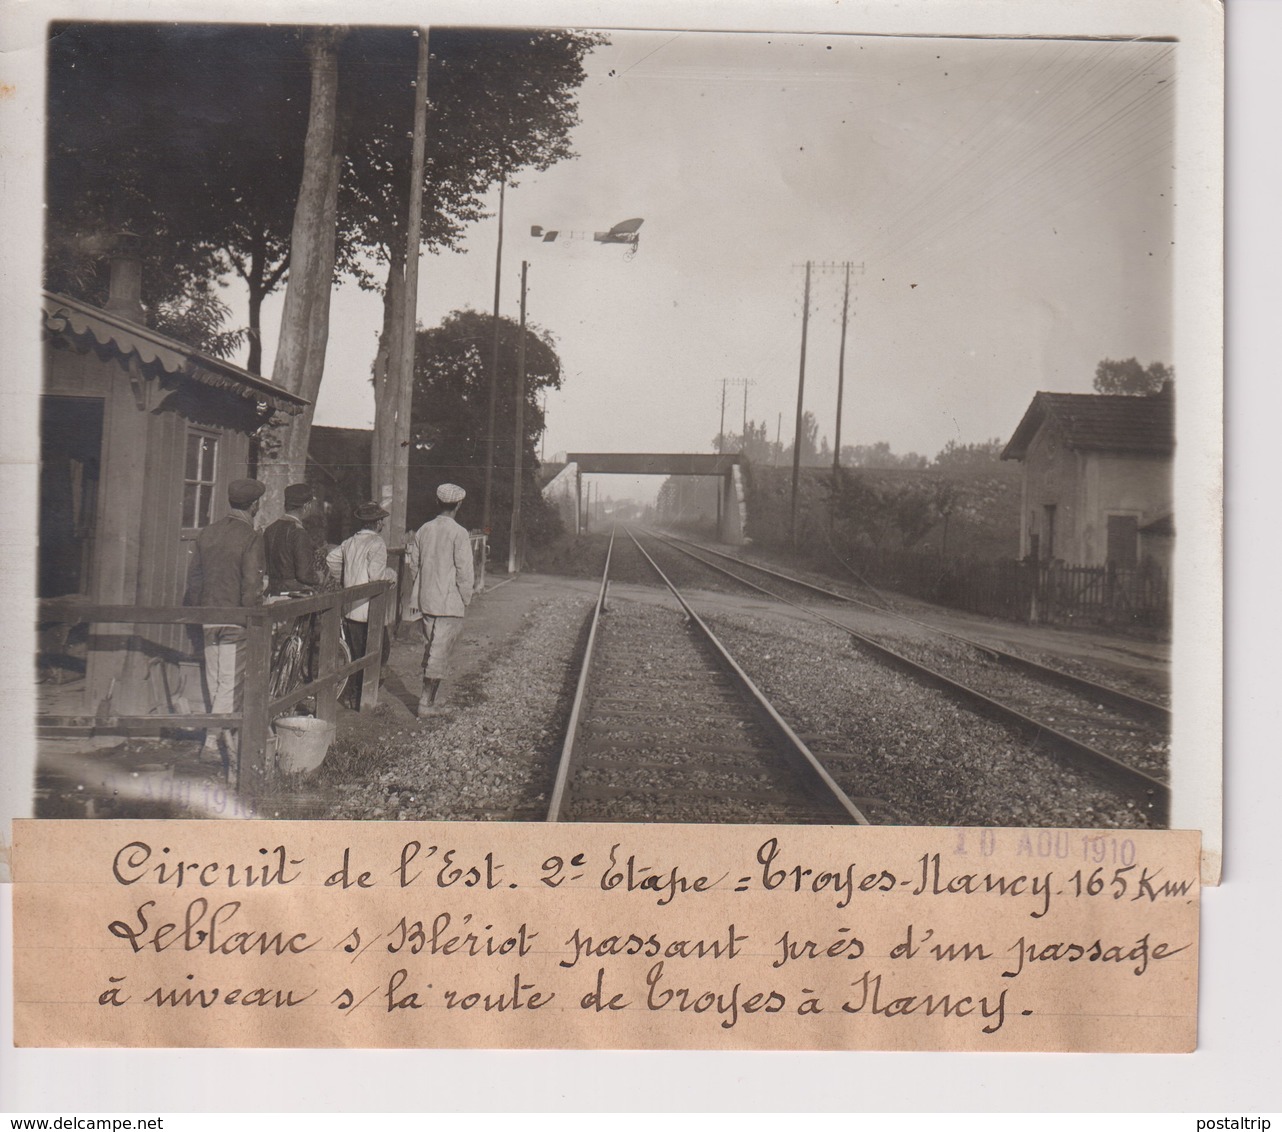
1002;388;1174;461
41;291;309;416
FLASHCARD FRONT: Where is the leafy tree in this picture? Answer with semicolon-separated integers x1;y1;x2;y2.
1093;357;1174;395
894;480;961;548
406;309;564;558
828;467;962;550
772;410;828;467
933;437;1005;469
47;22;605;526
45;23;604;372
712;419;773;464
46;23;311;362
828;468;894;549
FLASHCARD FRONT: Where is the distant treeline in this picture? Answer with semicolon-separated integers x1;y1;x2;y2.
713;415;1006;471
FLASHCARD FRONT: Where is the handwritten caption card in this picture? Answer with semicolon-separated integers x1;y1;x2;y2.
12;821;1199;1051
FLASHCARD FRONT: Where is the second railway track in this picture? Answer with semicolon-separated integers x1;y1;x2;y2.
633;527;1170;823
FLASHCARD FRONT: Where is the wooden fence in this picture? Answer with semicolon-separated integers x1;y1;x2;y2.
37;580;392;791
835;547;1170;630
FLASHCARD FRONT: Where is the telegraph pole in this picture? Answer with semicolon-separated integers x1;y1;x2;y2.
833;262;851;474
789;261;812;549
716;378;727;536
390;28;430;540
718;378;728;453
716;377;752;537
481;174;506;538
507;260;529;574
803;260;864;473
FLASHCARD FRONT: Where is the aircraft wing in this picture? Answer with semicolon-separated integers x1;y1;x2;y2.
594;217;644;243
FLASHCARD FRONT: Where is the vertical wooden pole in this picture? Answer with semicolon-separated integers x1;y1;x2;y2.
482;175;506;538
391;28;430;540
833;261;851;475
508;260;529;574
789;260;812;549
315;605;341;723
716;377;726;538
360;587;388;711
239;611;273;791
718;376;728;451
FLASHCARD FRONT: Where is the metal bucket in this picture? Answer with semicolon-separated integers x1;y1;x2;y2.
271;715;335;774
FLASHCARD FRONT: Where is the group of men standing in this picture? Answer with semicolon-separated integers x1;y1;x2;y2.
183;478;476;771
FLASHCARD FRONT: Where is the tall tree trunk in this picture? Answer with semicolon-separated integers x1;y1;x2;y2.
246;240;265;376
262;28;345;522
371;241;406;512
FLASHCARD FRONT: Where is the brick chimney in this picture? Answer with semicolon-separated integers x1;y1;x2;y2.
103;230;143;323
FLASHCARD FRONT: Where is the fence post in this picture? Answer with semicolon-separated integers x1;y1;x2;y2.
1025;558;1040;624
239;609;273;794
360;584;388;711
316;605;341;724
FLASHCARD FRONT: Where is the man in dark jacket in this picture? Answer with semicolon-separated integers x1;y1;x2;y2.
264;482;319;594
183;478;265;772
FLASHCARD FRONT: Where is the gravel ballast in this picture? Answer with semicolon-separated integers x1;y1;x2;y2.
702;608;1158;829
319;592;592;821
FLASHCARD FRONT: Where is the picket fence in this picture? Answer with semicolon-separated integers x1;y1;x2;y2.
835;548;1170;630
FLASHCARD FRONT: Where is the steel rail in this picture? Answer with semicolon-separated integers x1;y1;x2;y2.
639;528;1169;823
546;527;616;822
658;529;1171;728
623;528;870;825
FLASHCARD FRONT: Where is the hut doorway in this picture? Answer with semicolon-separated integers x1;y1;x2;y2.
40;395;103;599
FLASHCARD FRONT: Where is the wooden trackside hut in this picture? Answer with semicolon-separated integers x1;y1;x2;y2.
40;288;309;717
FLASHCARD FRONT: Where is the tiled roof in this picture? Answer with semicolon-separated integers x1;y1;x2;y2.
1001;389;1174;460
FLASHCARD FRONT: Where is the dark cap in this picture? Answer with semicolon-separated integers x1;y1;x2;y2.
354;501;389;522
228;478;266;507
284;483;315;509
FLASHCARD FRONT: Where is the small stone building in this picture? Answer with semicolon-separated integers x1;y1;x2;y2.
1001;385;1174;569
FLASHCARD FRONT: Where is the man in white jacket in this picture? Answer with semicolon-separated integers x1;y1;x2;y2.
407;483;475;718
327;500;395;708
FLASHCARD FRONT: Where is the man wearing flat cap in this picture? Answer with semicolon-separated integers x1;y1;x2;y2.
327;500;396;707
183;477;266;772
265;482;320;595
407;483;475;718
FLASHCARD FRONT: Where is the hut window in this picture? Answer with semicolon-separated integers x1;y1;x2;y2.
183;430;219;528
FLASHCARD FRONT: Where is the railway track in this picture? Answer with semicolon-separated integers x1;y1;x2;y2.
546;528;873;825
662;531;1170;719
638;528;1170;824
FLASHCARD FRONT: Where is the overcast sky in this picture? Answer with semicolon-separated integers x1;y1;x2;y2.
250;28;1176;497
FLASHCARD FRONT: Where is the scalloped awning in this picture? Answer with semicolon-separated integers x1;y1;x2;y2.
41;292;309;416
